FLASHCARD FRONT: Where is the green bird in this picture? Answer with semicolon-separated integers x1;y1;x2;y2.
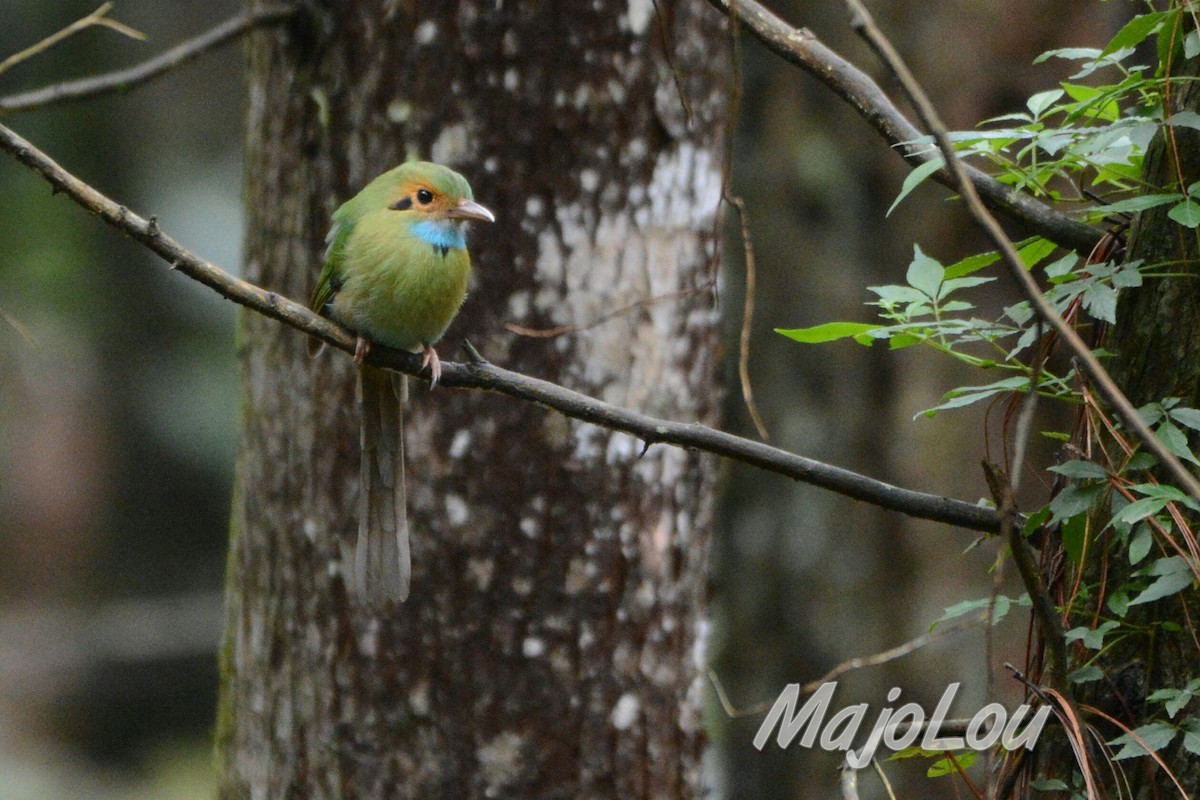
308;161;494;604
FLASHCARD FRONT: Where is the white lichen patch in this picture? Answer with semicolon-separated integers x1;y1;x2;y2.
477;731;526;795
527;143;721;418
431;123;469;166
449;428;472;458
408;680;431;716
610;692;641;730
522;636;546;658
579;168;601;194
605;431;639;465
518;516;540;539
625;0;654;35
414;19;438;45
445;492;469;526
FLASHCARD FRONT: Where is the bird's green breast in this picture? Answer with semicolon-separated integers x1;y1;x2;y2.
329;210;472;352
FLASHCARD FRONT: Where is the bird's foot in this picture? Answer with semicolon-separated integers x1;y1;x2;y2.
353;336;370;364
421;343;442;388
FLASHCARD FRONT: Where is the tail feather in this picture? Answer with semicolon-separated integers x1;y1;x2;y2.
354;365;410;604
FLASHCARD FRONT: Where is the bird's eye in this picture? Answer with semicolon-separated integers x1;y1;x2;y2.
416;189;434;205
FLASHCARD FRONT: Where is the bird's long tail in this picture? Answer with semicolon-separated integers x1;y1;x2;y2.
354;365;410;604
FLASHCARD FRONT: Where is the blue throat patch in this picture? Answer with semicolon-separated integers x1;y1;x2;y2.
410;219;466;252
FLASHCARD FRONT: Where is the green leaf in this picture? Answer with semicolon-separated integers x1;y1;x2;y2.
1048;460;1108;480
1111;264;1144;289
1049;483;1105;523
1101;12;1168;58
1148;686;1196;719
933;594;1026;628
1043;252;1079;280
1068;664;1103;684
934;597;991;627
1156;421;1200;466
1030;778;1071;792
1183;721;1200;756
927;751;976;778
1035;48;1100;64
1126;452;1158;472
1096;193;1184;215
1110;721;1177;760
1026;89;1065;119
777;322;881;345
1113;496;1169;526
1170;407;1200;432
944;249;1000;279
888;157;945;216
1082;282;1118;324
1129;556;1195;606
1168;200;1200;228
1108;589;1131;618
939;276;994;296
1062;513;1088;567
1186;30;1200;60
1167;111;1200;131
921;376;1030;417
907;245;945;299
1065;620;1119;650
1129;523;1153;566
1017;237;1058;270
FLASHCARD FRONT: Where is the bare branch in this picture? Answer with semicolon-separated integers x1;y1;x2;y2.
0;5;296;116
0;120;1007;536
703;0;1104;257
843;0;1200;505
708;610;986;718
0;2;146;78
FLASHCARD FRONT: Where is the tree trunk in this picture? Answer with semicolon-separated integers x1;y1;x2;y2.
216;2;726;798
1040;54;1200;800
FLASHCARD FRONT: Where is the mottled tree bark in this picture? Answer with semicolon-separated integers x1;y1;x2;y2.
217;2;725;798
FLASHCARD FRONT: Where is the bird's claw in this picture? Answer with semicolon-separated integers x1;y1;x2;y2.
353;336;370;364
421;344;442;388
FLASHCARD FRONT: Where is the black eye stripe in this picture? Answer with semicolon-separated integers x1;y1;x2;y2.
390;197;413;211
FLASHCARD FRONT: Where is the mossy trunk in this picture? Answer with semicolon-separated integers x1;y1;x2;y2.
216;2;726;797
1039;52;1200;800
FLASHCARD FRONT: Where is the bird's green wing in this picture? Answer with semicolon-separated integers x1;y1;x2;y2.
309;206;356;314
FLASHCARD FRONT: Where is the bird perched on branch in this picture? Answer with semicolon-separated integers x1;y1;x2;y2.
308;161;494;604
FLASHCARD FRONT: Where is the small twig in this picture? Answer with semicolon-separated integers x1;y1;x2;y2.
503;285;709;338
870;760;898;800
0;3;146;78
983;461;1068;693
0;121;1007;536
701;0;1102;257
0;5;297;115
708;610;985;718
726;194;770;441
843;0;1200;506
649;0;693;128
721;4;769;441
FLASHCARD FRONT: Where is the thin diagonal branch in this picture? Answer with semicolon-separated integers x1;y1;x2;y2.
0;4;296;116
0;2;145;78
843;0;1200;505
708;609;986;718
0;120;1006;536
702;0;1103;257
